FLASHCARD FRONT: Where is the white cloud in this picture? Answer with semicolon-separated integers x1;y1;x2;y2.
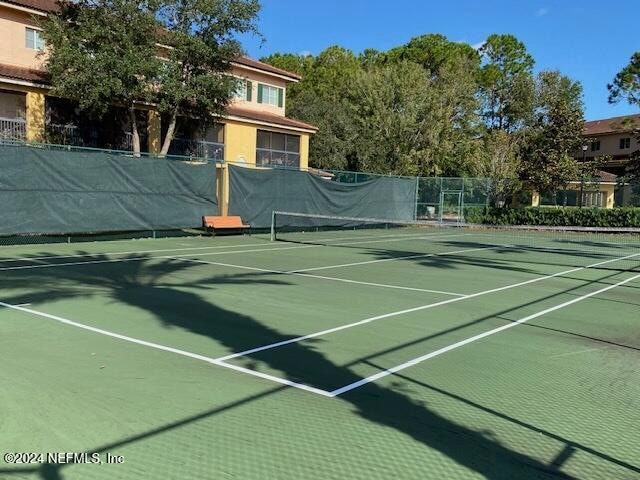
299;50;312;57
471;41;486;51
535;7;549;17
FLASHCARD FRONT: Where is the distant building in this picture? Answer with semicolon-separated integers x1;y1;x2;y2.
578;114;639;176
0;0;317;172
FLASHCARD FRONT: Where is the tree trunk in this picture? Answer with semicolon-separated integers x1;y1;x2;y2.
159;110;178;157
129;106;141;157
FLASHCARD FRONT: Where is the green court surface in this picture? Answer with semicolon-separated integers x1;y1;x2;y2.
1;227;639;480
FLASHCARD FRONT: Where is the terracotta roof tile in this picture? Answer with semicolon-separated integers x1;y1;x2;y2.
584;114;640;136
233;56;301;81
226;105;317;131
0;63;49;83
596;170;618;183
3;0;60;13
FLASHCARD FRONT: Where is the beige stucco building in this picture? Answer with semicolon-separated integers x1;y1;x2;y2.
579;114;639;176
0;0;317;213
530;114;639;209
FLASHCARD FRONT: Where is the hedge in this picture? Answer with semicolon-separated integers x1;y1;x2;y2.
464;206;640;228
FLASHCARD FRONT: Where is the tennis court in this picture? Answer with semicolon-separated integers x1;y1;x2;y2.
1;218;639;480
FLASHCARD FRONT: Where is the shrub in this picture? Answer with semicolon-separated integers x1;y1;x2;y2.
464;206;640;227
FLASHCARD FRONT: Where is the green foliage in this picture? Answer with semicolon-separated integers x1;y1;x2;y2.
267;36;483;176
608;51;640;107
384;34;480;77
608;53;640;186
40;0;260;155
519;71;584;195
40;0;160;152
471;129;522;205
153;0;260;154
260;32;585;189
478;34;535;131
465;206;640;227
259;52;314;77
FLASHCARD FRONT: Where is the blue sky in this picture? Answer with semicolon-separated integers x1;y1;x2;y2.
241;0;639;120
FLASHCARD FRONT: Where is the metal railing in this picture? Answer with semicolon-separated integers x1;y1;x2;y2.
0;117;26;141
169;138;224;161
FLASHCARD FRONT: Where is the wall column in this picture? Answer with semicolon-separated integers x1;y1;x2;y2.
531;191;540;207
25;91;45;143
299;133;310;170
147;110;161;155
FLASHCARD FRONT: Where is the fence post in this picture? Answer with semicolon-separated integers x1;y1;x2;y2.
414;176;419;221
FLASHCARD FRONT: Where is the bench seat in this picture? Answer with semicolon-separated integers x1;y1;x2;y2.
202;215;250;235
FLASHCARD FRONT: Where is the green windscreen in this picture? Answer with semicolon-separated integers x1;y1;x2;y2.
228;165;418;228
0;144;217;236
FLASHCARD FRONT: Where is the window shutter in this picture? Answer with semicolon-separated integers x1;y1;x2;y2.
246;80;252;101
277;88;284;108
257;84;263;103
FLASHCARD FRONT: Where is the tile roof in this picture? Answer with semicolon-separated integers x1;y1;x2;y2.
233;56;301;81
3;0;60;13
584;114;640;136
595;170;618;183
0;63;49;83
226;105;317;131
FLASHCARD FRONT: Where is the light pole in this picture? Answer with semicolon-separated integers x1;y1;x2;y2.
579;144;588;208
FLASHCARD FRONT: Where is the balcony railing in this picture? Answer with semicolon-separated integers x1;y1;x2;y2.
46;123;99;147
168;138;224;161
0;117;26;141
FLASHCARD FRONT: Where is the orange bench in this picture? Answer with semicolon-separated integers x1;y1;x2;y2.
203;215;250;236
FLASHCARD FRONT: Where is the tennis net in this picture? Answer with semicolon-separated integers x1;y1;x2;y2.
270;211;640;272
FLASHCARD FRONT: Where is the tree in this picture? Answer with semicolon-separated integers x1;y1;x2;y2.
384;34;479;78
154;0;260;156
41;0;260;156
264;46;363;170
41;0;160;154
259;52;314;78
608;52;640;186
608;52;640;107
520;71;584;198
472;129;522;206
478;34;535;132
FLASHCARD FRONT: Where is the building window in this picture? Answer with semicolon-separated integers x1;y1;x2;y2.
257;84;283;107
234;79;252;102
25;28;45;51
256;130;300;168
590;140;600;152
620;137;631;149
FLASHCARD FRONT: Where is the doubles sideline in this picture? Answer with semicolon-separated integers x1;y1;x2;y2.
329;271;640;396
0;231;469;273
214;252;640;362
0;229;463;265
174;246;497;297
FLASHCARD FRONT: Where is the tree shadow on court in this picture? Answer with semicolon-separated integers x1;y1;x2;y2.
2;250;638;479
353;238;638;279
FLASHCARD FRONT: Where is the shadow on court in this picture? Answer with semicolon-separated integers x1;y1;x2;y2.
1;250;638;479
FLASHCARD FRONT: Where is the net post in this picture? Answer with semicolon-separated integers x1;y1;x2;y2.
270;211;276;241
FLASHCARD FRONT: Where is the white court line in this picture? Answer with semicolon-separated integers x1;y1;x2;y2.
180;255;468;297
0;229;458;265
289;245;495;273
0;241;275;264
2;253;637;398
330;272;640;396
0;231;468;272
0;300;334;397
215;252;640;362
